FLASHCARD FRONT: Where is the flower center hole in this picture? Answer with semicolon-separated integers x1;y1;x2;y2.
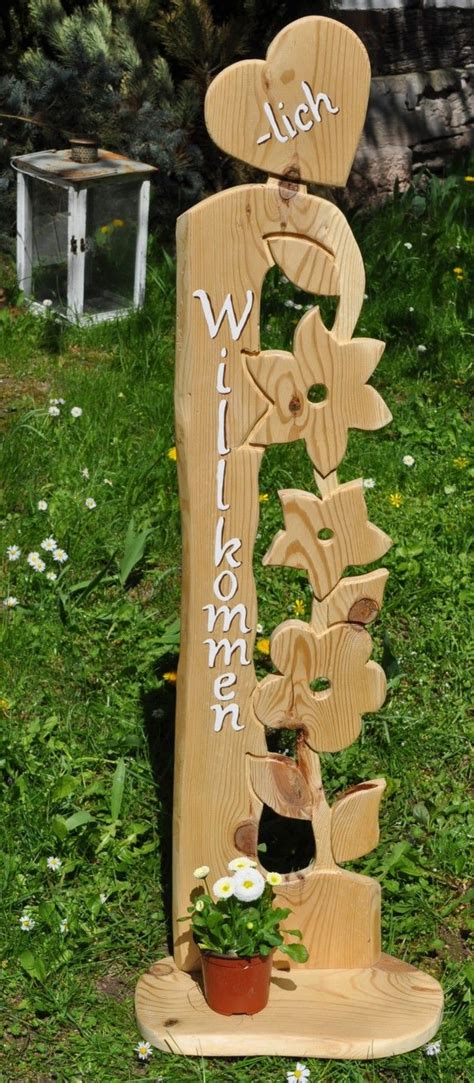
307;384;327;403
317;528;334;541
310;677;331;693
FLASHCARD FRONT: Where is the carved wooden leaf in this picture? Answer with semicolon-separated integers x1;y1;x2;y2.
247;753;313;819
267;235;340;296
331;778;386;861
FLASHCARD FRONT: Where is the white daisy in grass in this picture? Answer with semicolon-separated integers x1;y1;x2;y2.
37;500;48;511
46;571;57;582
59;918;68;934
266;871;282;886
232;867;265;902
58;398;65;405
363;478;376;489
19;914;35;932
3;596;18;608
417;344;427;353
424;1040;441;1056
228;857;257;871
27;552;46;572
402;455;415;467
134;1040;153;1061
213;876;235;900
50;398;59;405
41;537;57;552
99;893;108;905
53;548;68;564
81;467;89;479
256;622;264;634
85;497;96;509
48;405;60;417
193;866;210;879
70;406;82;418
103;478;113;486
47;856;62;872
403;242;413;250
7;545;21;561
287;1062;310;1082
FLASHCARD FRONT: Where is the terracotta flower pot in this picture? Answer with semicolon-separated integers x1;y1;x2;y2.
201;951;273;1015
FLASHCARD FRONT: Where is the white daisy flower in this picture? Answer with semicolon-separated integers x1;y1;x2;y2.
46;571;57;582
408;306;414;312
402;455;415;467
403;242;413;250
27;552;45;572
287;1062;310;1082
193;866;210;879
50;398;59;405
424;1040;441;1056
363;478;376;489
59;918;68;934
417;344;427;353
42;298;53;308
84;498;96;509
103;478;113;486
213;876;235;900
48;406;60;417
37;500;48;511
53;548;68;564
118;392;125;399
6;545;21;561
70;406;82;418
194;899;205;912
256;622;264;634
41;537;57;552
3;596;18;608
232;867;265;902
19;914;35;932
228;857;257;871
47;856;62;872
81;467;90;479
134;1040;153;1061
99;893;107;905
58;398;65;405
266;871;282;886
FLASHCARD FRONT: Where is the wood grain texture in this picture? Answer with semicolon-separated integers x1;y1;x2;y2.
264;482;392;599
331;778;386;862
247;308;391;476
314;568;389;628
275;867;381;968
252;620;386;752
173;182;365;971
135;954;443;1057
205;17;371;186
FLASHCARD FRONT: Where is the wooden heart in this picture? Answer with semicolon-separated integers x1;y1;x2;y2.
205;17;370;187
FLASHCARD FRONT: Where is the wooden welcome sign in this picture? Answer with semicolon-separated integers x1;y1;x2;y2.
136;17;443;1057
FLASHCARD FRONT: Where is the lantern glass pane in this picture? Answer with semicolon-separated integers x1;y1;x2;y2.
30;178;68;312
84;182;139;314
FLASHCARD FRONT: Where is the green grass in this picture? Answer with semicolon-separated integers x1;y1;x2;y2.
0;172;473;1082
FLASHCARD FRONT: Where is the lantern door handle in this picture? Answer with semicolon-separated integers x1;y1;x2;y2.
70;235;78;254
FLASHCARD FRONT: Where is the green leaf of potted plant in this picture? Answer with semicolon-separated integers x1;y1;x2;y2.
180;858;309;1015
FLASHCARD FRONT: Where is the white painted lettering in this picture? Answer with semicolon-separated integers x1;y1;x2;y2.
262;101;288;144
211;702;244;732
256;80;339;147
301;82;339;124
193;289;254;341
205;638;251;668
217;399;230;455
213;672;237;701
216;362;231;393
213;570;238;601
294;101;312;131
216;458;230;511
203;603;251;634
214;516;242;569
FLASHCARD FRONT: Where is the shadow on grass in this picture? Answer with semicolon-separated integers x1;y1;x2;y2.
142;651;178;955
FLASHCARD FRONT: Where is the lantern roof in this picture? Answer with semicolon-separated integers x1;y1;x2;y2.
11;148;156;188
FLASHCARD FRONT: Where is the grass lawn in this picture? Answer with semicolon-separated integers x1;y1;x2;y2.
1;172;472;1082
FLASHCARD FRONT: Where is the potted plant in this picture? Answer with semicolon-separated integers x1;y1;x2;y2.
181;858;308;1015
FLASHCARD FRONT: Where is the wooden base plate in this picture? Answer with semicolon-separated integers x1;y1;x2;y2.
135;954;443;1059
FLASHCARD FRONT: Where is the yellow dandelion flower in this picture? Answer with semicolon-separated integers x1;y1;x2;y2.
455;273;464;281
0;698;10;710
112;218;124;227
453;267;463;274
453;456;469;469
163;671;177;683
389;492;403;508
259;493;269;503
256;638;270;655
464;176;474;182
100;224;111;234
167;446;177;461
293;599;305;617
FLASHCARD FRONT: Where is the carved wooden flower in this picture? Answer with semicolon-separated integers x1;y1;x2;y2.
247;308;391;476
264;480;391;600
252;619;386;752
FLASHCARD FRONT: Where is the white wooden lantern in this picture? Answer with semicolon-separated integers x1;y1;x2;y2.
12;149;156;324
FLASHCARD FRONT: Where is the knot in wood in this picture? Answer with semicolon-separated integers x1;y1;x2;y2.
348;597;379;625
278;175;300;201
289;394;303;414
234;820;258;857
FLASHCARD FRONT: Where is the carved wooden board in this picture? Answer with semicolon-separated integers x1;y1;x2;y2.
135;15;444;1058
